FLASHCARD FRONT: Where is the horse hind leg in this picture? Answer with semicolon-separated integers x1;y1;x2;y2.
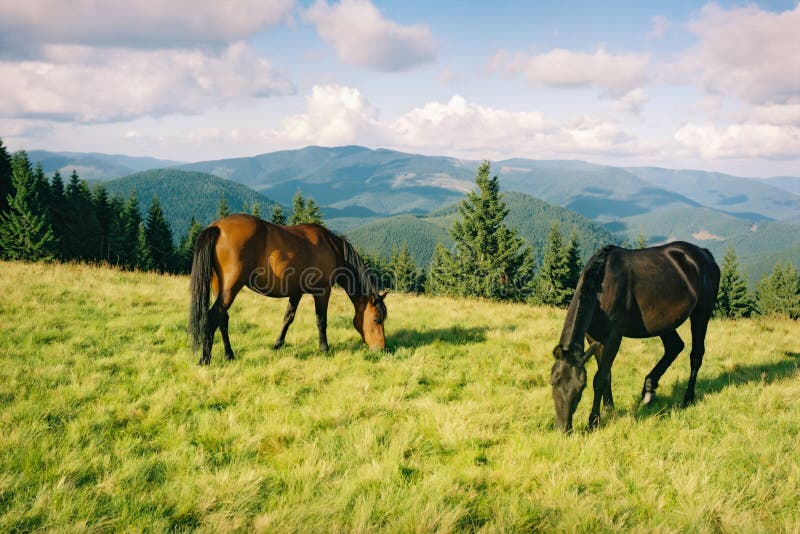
684;311;710;406
642;330;685;405
217;284;243;362
273;294;302;350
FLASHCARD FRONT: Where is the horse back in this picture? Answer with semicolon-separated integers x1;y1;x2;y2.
598;242;716;337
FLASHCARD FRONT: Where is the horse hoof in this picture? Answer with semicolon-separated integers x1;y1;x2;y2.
272;342;283;350
319;344;329;353
642;391;655;405
225;352;235;361
683;395;696;407
588;414;600;430
198;358;209;366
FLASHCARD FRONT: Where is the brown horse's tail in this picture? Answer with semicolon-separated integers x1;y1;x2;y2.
189;226;220;350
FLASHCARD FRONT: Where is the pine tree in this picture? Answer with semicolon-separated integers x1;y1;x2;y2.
135;224;153;271
716;245;754;318
144;196;175;272
178;217;204;273
251;202;262;218
0;151;56;260
217;196;230;219
756;262;800;319
107;195;127;266
289;191;324;225
563;227;583;296
93;185;111;262
428;161;535;301
534;222;574;307
270;204;287;225
427;242;458;295
304;197;323;224
121;192;142;269
634;233;648;249
0;139;13;215
389;243;423;293
48;170;67;259
290;191;306;225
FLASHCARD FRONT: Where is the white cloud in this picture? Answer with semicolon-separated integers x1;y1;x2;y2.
0;0;294;56
0;43;293;122
614;89;649;114
274;85;384;145
491;46;649;98
272;86;645;160
674;122;800;159
675;3;800;105
648;15;671;38
303;0;436;71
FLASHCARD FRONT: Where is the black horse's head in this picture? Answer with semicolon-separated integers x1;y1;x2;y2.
550;342;600;433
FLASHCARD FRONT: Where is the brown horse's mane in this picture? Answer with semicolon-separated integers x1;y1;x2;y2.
558;245;615;353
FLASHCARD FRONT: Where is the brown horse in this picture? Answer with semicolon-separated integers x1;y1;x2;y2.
550;241;720;433
188;214;387;365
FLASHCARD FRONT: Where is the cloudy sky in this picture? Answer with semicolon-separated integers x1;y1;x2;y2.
1;0;798;176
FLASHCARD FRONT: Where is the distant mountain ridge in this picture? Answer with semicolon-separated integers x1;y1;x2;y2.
27;150;183;181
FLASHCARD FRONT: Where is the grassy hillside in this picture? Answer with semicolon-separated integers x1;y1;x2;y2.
347;191;619;267
104;169;279;238
1;261;799;531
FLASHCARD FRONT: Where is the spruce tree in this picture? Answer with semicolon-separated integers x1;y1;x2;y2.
304;197;324;224
144;196;175;272
427;242;458;295
251;202;262;218
634;233;648;249
563;227;583;296
93;185;111;262
178;217;204;273
429;161;535;301
534;222;573;307
0;151;56;260
48;171;67;259
107;195;127;266
63;170;98;261
0;139;13;215
716;245;754;318
135;224;153;271
121;192;142;269
756;262;800;319
389;243;422;293
217;196;230;218
270;205;287;225
290;191;306;225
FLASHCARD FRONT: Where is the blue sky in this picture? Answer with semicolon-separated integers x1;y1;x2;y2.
1;0;798;176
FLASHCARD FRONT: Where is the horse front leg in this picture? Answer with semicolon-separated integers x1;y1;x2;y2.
589;334;621;430
313;291;331;352
588;336;614;412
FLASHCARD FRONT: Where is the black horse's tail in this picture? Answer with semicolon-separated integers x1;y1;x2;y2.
189;226;220;350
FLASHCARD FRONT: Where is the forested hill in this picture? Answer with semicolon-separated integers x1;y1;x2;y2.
103;169;279;238
346;191;618;268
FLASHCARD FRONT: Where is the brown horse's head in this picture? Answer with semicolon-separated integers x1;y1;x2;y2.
353;291;387;350
550;342;600;433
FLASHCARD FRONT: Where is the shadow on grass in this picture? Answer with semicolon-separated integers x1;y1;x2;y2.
633;351;800;419
388;325;489;350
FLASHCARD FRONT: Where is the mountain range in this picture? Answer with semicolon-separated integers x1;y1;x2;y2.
25;145;800;282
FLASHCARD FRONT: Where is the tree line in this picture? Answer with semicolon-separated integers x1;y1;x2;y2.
0;141;325;274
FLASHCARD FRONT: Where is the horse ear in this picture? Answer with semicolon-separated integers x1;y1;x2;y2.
581;342;601;364
552;345;564;360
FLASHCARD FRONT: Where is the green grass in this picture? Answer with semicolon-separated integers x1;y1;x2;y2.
1;261;799;532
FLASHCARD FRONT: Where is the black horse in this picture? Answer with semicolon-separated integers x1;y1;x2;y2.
550;241;720;433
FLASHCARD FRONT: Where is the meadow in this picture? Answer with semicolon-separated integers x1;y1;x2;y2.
1;260;799;532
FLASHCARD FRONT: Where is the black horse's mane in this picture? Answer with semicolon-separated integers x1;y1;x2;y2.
559;245;616;352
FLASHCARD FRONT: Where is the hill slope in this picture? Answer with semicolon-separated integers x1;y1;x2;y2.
626;167;800;221
27;150;182;181
103;169;278;238
2;260;799;532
